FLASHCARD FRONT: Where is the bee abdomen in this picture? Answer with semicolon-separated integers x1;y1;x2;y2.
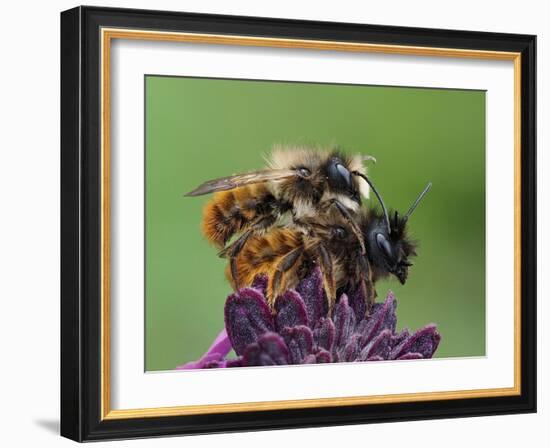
201;185;274;248
226;229;304;299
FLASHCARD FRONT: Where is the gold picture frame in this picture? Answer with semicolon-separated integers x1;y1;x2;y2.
61;6;536;441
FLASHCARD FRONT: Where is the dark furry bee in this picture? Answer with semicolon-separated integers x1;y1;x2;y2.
227;182;431;313
354;182;431;298
185;145;377;285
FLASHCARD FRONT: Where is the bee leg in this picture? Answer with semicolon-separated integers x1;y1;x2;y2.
219;215;277;258
269;247;303;309
221;215;277;288
316;243;337;315
363;283;379;317
328;199;366;255
358;252;375;315
225;231;254;290
229;257;241;290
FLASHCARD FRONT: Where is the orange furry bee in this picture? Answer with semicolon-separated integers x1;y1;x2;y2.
227;183;431;313
185;145;377;286
226;210;363;311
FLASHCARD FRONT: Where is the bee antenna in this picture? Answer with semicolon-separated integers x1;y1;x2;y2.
403;182;432;222
352;171;391;234
361;155;377;164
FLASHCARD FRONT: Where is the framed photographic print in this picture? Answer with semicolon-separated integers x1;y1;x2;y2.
60;6;536;442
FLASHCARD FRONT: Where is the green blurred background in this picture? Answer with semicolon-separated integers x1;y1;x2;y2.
145;76;486;371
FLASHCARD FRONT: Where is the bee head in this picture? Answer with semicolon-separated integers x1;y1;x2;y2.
269;147;374;206
322;151;376;204
365;211;416;284
269;147;329;203
363;183;431;284
324;155;358;200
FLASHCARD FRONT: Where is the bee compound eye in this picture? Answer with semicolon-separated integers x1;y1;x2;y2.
297;167;311;178
327;160;353;191
335;163;352;186
376;233;393;258
333;226;348;240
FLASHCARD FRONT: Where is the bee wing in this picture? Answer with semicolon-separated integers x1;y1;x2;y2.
184;169;296;197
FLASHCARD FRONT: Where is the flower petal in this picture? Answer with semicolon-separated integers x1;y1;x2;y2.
314;348;332;363
341;334;361;362
391;324;441;359
225;357;244;367
359;329;392;360
296;267;328;325
203;359;226;369
357;292;397;348
274;290;308;330
397;352;424;360
347;283;367;321
280;325;314;364
251;273;269;295
206;327;232;358
175;328;232;370
333;294;356;349
225;287;274;355
242;332;290;366
312;317;335;352
175;352;225;370
391;328;411;349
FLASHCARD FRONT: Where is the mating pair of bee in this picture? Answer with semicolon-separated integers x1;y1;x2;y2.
186;145;431;315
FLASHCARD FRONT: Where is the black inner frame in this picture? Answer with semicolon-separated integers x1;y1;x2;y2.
61;6;536;442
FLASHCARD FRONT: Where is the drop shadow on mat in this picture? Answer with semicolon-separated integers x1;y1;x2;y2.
34;419;59;435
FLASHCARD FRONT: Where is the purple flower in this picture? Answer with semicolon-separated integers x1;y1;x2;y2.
175;328;233;369
177;268;440;369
